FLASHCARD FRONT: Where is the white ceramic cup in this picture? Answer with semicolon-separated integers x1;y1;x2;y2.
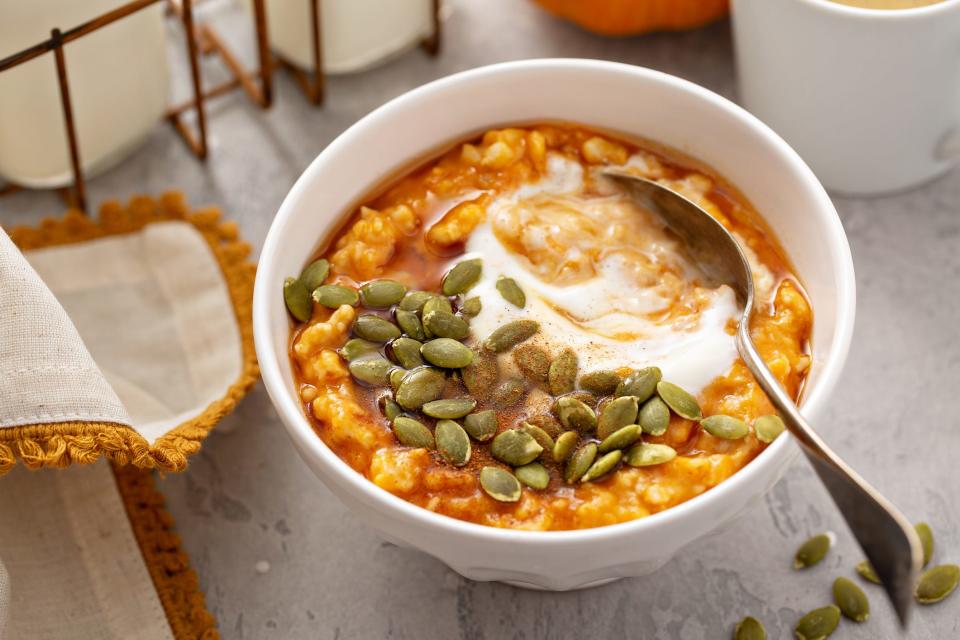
254;59;856;589
732;0;960;195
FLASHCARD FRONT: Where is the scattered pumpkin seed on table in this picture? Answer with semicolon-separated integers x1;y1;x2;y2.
490;429;542;466
596;395;639;439
435;420;471;467
423;309;471;340
638;396;671;436
359;279;407;308
554;396;597;433
392;416;435;449
580;450;621;483
299;258;330;291
832;576;870;622
395;366;446;409
353;314;401;342
348;357;393;386
338;338;379;362
422;398;477;419
915;564;960;604
855;560;881;585
484;320;539;352
283;277;312;322
794;533;831;569
514;462;550;490
442;258;482;296
656;381;702;420
701;414;750;440
313;284;360;308
479;466;521;502
462;410;498;442
615;366;661;402
548;349;578;395
564;442;597;483
754;414;786;443
395;309;425;340
496;276;526;308
490;378;526;407
915;522;934;567
460;296;482;316
794;605;840;640
421;338;474;369
390;337;424;369
513;343;551;384
733;616;766;640
598;424;641;453
624;442;676;467
579;370;620;395
552;431;578;463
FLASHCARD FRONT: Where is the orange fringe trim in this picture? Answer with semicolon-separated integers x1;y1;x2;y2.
113;463;220;640
0;192;259;475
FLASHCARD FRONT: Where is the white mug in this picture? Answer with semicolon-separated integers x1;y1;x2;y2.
732;0;960;195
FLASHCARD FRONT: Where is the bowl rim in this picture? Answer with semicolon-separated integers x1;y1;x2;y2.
254;58;856;545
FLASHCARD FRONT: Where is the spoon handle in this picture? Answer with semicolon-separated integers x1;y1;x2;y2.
736;327;922;625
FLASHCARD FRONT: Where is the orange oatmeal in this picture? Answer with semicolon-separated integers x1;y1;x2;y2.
285;124;812;531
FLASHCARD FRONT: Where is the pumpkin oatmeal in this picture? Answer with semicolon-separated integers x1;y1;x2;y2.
284;124;812;531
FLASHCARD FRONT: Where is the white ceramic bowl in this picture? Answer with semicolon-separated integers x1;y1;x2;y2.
254;59;856;589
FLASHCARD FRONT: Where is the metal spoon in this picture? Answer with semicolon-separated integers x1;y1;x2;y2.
605;171;922;625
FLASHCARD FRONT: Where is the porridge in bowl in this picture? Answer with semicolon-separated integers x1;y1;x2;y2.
284;124;811;531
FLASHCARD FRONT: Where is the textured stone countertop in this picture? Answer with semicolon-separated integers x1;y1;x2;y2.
4;1;959;638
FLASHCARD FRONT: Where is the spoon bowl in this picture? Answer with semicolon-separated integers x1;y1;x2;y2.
605;170;923;625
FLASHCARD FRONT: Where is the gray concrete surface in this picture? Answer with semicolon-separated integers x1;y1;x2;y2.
3;1;959;638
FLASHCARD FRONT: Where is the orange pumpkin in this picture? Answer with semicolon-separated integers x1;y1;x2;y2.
532;0;729;36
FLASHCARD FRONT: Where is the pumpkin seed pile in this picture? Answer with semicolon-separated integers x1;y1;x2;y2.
733;521;958;638
285;257;788;504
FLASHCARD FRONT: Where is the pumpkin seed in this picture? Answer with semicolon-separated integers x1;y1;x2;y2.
390;367;407;391
395;366;446;409
463;410;498;442
513;343;551;384
496;276;526;308
568;390;598;407
554;396;597;433
348;357;393;386
490;429;542;466
552;431;579;463
564;442;597;483
359;279;407;308
794;605;840;640
519;423;555;457
597;396;639;439
423;309;470;340
581;450;622;483
460;296;482;317
353;314;401;342
855;561;881;585
833;576;870;622
916;522;934;567
615;366;661;402
515;462;550;490
548;349;578;395
338;338;379;362
755;415;786;443
442;258;482;296
313;284;360;308
299;259;330;292
524;414;561;437
395;309;425;340
598;424;641;453
733;616;766;640
624;442;676;467
656;381;702;420
638;396;671;436
435;420;471;467
701;414;750;440
399;290;433;312
479;466;521;502
461;350;498;396
389;337;424;369
380;396;401;421
579;370;620;395
484;320;539;352
794;533;831;569
915;564;960;604
392;416;435;449
491;378;526;408
421;338;474;369
283;277;312;322
422;298;453;335
422;397;477;419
